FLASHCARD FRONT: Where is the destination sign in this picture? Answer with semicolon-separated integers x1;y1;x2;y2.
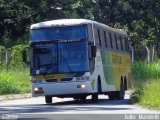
58;39;80;43
34;43;55;47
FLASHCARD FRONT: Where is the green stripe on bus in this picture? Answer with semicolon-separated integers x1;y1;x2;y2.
101;50;114;85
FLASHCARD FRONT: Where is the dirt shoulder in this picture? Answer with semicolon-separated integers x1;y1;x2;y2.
0;93;32;101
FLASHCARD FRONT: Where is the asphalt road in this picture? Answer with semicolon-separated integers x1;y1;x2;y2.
0;91;159;120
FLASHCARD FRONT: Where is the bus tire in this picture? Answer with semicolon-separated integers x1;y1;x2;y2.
108;94;116;100
73;97;79;101
91;79;101;102
80;96;87;100
73;96;87;101
124;78;127;90
91;93;98;102
116;81;125;100
98;76;102;93
45;96;52;104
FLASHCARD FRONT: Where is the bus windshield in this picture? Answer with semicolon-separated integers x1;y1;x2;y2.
33;44;58;74
31;26;87;41
31;25;89;75
32;42;89;75
58;41;89;73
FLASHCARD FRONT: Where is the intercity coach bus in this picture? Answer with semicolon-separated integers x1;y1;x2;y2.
23;19;132;104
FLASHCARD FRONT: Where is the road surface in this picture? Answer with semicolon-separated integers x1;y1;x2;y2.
0;91;159;120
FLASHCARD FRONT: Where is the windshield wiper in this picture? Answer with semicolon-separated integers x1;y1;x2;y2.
59;49;73;73
39;64;57;74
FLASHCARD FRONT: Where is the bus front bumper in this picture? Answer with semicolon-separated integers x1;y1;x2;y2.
32;81;93;97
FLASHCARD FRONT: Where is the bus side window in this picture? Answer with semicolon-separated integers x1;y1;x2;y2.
122;37;126;52
94;29;99;46
119;36;123;51
106;32;111;49
101;30;106;48
115;34;118;50
125;37;129;52
88;24;93;42
97;29;101;47
117;35;122;51
109;33;113;49
112;34;116;50
104;31;107;48
127;38;130;51
88;43;95;73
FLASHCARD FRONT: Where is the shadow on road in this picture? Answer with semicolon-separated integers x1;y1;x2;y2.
0;98;132;114
46;98;129;106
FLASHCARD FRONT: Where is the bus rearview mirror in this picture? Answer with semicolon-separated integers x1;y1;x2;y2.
91;46;96;58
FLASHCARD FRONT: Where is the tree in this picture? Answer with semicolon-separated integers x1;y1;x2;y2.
0;0;32;47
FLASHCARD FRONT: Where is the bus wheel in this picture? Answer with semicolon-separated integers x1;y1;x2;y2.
73;97;79;101
91;93;98;102
45;96;52;104
91;78;102;102
116;82;125;100
80;96;87;100
108;94;116;100
73;96;87;101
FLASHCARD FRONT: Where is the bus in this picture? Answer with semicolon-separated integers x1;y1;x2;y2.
23;19;132;104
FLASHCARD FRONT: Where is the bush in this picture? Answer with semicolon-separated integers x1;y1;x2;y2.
139;80;160;109
131;61;160;110
0;45;30;95
0;46;6;67
9;45;29;70
0;69;30;95
0;71;19;94
132;61;160;88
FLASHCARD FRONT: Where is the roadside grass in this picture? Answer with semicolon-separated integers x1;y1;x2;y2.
131;61;160;110
0;68;30;95
139;80;160;109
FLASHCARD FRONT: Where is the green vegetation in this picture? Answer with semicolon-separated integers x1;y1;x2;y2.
0;69;30;95
131;61;160;110
0;0;160;110
0;45;30;95
139;80;160;109
132;61;160;88
0;0;160;51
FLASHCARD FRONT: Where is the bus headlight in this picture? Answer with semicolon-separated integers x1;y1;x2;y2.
34;87;44;94
81;84;86;88
34;87;39;91
77;84;86;89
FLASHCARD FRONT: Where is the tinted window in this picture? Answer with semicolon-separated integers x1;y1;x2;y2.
122;37;126;51
88;25;93;42
104;31;107;48
109;33;113;49
31;26;87;41
117;35;122;51
97;29;101;46
120;36;123;51
115;34;118;50
58;42;89;73
125;37;129;51
112;34;117;50
101;30;106;48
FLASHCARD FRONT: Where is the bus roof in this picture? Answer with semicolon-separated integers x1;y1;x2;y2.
30;19;127;35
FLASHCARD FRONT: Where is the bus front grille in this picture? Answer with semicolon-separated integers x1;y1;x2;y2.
45;79;57;82
45;78;73;82
61;78;72;81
